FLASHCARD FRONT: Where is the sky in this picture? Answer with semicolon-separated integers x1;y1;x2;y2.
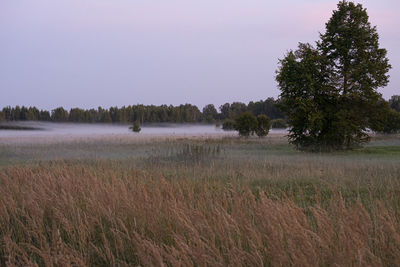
0;0;399;110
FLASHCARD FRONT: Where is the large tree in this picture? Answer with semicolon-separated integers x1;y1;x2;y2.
276;1;391;151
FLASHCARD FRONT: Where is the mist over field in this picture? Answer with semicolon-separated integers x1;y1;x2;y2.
0;121;289;141
0;121;226;138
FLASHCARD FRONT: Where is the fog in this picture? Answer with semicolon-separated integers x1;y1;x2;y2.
0;121;287;139
0;121;218;137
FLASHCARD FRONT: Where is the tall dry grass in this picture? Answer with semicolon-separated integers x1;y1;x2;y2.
1;161;400;266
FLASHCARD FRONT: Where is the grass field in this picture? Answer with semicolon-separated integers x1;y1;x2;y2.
1;133;400;266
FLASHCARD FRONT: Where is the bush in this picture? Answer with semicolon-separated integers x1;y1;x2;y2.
234;112;258;137
130;121;141;133
222;119;235;131
271;119;287;129
255;115;271;137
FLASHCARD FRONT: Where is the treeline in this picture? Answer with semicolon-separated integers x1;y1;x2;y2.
0;98;285;124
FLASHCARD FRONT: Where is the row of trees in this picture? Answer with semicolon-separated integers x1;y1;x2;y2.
0;98;285;124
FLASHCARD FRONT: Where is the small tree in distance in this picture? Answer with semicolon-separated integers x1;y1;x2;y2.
234;112;271;137
255;115;271;137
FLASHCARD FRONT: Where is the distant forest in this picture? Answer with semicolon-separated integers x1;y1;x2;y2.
0;98;285;124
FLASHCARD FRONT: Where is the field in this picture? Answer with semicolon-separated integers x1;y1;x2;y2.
1;133;400;266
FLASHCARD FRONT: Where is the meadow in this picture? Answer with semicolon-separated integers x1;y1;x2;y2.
1;133;400;266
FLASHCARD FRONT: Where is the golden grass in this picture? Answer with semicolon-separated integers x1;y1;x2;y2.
1;160;400;266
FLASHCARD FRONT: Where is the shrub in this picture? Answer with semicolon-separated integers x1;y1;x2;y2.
234;112;258;137
130;121;141;133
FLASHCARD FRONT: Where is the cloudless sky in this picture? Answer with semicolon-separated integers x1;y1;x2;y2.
0;0;399;110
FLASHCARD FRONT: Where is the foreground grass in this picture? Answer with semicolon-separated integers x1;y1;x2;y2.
1;135;400;266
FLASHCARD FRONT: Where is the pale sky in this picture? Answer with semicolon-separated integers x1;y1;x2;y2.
0;0;399;110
